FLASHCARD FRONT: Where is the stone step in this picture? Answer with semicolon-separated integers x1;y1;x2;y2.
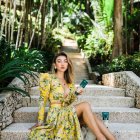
62;47;79;53
30;85;125;96
72;60;86;64
67;53;83;58
1;123;140;140
73;63;87;69
22;96;134;107
13;107;140;123
75;75;89;78
108;123;140;140
74;69;88;74
75;76;89;80
84;123;140;140
71;58;85;62
74;72;88;76
62;39;78;47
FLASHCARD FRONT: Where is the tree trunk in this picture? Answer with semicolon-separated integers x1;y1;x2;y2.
138;25;140;51
57;0;60;28
29;1;44;48
85;0;90;15
129;0;134;54
5;17;8;39
29;0;32;43
40;0;47;49
8;0;12;42
15;14;23;49
18;22;24;47
50;0;54;25
24;0;29;45
130;0;134;14
112;0;123;59
124;0;128;55
11;0;16;42
0;0;1;24
79;0;82;11
0;0;8;37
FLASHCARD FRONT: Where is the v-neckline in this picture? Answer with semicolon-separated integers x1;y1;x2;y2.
53;74;71;98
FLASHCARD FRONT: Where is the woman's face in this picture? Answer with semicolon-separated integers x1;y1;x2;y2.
54;55;68;72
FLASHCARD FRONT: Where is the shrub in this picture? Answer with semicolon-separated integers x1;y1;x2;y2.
92;52;140;76
11;45;44;72
0;59;37;97
0;36;11;70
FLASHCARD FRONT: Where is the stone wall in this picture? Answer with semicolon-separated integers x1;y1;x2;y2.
0;72;39;130
102;71;140;108
84;57;100;84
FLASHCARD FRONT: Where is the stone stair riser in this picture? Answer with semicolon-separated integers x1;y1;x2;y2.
22;96;134;107
1;123;140;140
30;86;125;96
13;109;140;123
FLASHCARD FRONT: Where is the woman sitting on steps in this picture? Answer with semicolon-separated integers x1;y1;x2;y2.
28;51;116;140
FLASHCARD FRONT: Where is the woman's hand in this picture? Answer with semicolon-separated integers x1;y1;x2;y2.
76;87;84;95
29;123;42;130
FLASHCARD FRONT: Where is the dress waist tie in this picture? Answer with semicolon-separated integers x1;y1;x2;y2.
50;100;64;108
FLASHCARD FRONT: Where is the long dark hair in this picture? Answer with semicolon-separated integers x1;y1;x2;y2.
52;51;74;83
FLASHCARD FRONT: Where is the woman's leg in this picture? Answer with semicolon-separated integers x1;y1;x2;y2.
93;113;116;140
75;102;107;140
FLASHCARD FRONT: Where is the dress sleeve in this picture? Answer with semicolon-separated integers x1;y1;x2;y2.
38;73;51;124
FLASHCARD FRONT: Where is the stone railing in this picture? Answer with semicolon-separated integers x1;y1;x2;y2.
102;71;140;108
0;72;39;130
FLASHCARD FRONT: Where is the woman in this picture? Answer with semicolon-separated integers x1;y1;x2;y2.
29;51;116;140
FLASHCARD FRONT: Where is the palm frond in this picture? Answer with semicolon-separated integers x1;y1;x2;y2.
0;58;38;98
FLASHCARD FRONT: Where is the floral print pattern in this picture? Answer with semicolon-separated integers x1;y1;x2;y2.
28;73;83;140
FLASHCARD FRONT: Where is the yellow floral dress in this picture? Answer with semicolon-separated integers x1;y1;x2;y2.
28;73;83;140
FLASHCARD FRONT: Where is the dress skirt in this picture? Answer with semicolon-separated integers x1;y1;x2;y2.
28;105;83;140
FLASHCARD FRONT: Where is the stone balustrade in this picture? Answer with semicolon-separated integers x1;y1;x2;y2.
102;71;140;108
0;72;39;130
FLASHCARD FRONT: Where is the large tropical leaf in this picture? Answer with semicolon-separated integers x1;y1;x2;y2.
0;58;38;97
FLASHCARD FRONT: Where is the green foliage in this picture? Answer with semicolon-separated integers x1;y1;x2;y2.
0;59;38;97
0;37;42;97
127;8;140;31
43;27;62;52
77;34;87;50
92;52;140;76
98;0;114;26
11;45;44;72
71;1;114;65
84;29;113;60
0;36;11;69
41;51;55;72
66;11;93;34
39;29;62;71
53;27;75;40
0;37;46;72
76;17;114;64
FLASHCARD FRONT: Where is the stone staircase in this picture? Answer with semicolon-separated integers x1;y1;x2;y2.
1;42;140;140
